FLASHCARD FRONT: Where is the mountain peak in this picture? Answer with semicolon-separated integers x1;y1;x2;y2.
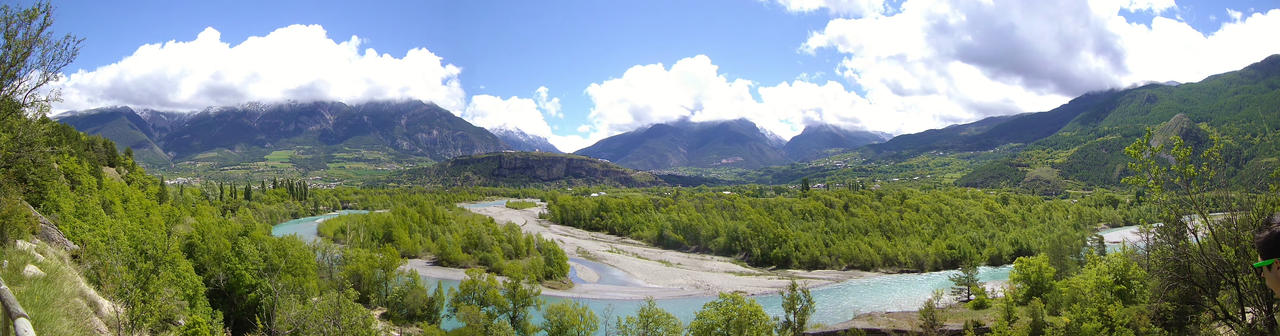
490;127;562;153
783;123;887;161
575;118;787;170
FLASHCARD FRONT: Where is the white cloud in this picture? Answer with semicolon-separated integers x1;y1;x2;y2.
582;55;898;141
583;55;773;140
533;86;563;118
770;0;889;17
462;92;589;152
796;0;1280;135
52;24;465;113
1227;8;1243;22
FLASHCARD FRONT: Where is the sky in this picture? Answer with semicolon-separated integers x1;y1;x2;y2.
43;0;1280;152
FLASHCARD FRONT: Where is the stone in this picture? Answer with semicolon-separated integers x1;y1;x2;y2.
22;264;44;278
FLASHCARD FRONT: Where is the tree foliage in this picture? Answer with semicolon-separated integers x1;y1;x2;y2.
776;280;814;336
320;195;569;282
687;293;775;336
547;187;1146;271
615;298;683;336
542;300;599;336
0;1;82;114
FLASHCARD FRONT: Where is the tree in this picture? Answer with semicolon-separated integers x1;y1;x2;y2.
157;175;169;204
800;178;811;193
385;272;444;325
991;288;1019;334
687;292;774;336
0;1;82;114
542;300;599;336
1124;130;1279;334
449;269;506;334
917;290;944;336
776;280;814;336
615;298;683;336
1008;254;1055;305
273;289;378;336
1026;298;1046;336
948;263;980;302
500;276;544;336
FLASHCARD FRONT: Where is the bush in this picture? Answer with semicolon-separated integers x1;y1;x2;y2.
0;195;37;246
505;200;537;210
967;286;991;310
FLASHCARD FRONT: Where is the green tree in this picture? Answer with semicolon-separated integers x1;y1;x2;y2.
1124;130;1279;334
948;263;980;302
386;271;444;325
273;289;378;336
500;276;544;336
157;175;168;204
1009;254;1055;305
776;280;814;336
688;292;774;336
615;298;683;336
991;289;1019;334
1026;298;1046;336
449;269;506;333
542;300;599;336
0;1;82;113
918;290;944;336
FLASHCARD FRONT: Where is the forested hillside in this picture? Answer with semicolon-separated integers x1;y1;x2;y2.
394;151;666;187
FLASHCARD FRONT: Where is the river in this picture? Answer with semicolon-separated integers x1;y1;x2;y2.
274;202;1143;331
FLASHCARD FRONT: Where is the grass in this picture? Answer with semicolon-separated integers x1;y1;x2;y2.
505;200;537;210
264;150;294;163
0;241;108;336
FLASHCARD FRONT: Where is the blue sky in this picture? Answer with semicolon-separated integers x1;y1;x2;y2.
47;0;1280;151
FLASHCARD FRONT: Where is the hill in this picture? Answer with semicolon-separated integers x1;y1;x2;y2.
56;100;509;177
395;152;666;187
937;54;1280;189
574;118;788;170
783;124;888;161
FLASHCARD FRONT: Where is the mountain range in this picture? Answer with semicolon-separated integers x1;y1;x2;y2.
56;100;562;174
59;102;889;173
573;118;887;170
55;54;1280;188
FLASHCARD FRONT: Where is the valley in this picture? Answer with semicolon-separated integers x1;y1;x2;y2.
3;2;1280;334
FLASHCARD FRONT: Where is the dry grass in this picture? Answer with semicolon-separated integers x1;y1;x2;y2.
0;241;109;336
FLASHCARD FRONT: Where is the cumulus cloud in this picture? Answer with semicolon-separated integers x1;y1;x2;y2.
52;24;465;112
583;55;776;140
582;55;889;142
533;86;562;118
462;91;589;152
794;0;1280;135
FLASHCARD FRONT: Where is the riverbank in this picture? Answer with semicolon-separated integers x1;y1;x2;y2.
453;199;879;300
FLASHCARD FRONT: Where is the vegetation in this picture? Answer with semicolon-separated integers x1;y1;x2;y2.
777;280;815;336
318;194;570;282
614;298;684;336
547;187;1152;271
395;151;664;188
948;263;981;303
505;200;537;210
541;300;599;336
687;293;776;336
